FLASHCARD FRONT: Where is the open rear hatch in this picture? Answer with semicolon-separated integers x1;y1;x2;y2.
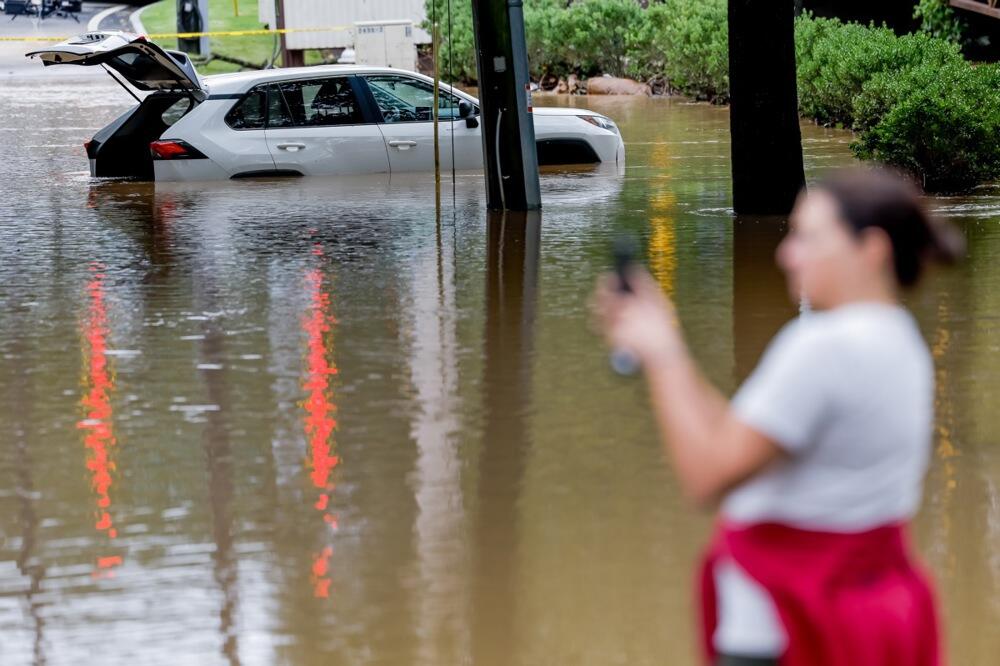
26;31;204;96
27;32;205;180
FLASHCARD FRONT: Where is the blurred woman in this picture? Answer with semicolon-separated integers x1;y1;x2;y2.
594;169;963;666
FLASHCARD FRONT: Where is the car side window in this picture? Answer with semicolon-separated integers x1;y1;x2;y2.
273;78;363;127
225;88;266;130
365;75;462;123
266;85;295;128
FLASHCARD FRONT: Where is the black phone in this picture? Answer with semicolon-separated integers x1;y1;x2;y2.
610;236;640;376
612;236;637;294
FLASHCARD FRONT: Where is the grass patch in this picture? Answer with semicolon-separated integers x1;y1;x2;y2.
140;0;317;75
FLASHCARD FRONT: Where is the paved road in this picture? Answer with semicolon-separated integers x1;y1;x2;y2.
0;2;138;76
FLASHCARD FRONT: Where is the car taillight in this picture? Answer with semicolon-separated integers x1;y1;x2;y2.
149;140;206;160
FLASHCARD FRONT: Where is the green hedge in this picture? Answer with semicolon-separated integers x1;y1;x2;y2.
853;62;1000;192
794;13;999;192
425;0;727;96
424;0;1000;191
794;17;963;127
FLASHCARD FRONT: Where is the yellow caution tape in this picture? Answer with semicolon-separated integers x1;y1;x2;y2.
1;25;351;43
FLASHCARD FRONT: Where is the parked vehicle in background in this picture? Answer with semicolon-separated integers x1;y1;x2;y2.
4;0;81;19
26;32;626;182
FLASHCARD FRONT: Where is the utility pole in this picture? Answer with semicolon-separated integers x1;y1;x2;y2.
470;0;541;211
728;0;805;215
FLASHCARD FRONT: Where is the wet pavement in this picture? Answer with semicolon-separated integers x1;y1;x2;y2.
0;2;134;76
1;76;999;665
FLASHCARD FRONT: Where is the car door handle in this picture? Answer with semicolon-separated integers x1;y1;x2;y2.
277;143;306;151
388;140;418;150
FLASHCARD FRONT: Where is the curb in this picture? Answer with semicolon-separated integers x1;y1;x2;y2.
128;4;146;35
87;4;127;32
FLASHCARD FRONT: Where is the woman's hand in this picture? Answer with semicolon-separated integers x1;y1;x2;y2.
592;267;685;370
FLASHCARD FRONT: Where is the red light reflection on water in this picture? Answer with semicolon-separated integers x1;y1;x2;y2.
302;245;339;598
76;264;122;577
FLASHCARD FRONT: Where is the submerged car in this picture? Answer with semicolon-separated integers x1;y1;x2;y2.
27;32;625;182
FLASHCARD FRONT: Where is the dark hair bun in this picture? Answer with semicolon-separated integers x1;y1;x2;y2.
816;167;965;287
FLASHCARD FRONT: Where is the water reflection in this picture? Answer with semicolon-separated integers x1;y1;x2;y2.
199;324;242;665
190;246;244;664
647;144;678;295
301;240;339;599
2;83;999;664
407;207;469;662
472;211;540;666
77;264;123;576
731;216;796;381
10;338;47;664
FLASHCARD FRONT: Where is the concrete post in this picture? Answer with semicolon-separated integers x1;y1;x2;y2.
470;0;542;211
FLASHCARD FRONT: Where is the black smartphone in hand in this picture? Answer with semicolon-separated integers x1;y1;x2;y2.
613;236;637;294
610;236;640;376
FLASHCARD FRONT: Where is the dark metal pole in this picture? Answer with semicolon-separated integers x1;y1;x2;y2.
728;0;805;215
470;0;542;211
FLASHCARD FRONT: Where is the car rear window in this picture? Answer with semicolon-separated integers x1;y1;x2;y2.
225;88;266;130
162;97;193;126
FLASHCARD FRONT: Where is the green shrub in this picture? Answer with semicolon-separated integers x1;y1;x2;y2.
794;16;964;127
525;0;571;78
425;0;726;89
423;0;477;82
558;0;646;77
420;1;1000;191
635;0;728;99
852;63;1000;192
914;0;966;44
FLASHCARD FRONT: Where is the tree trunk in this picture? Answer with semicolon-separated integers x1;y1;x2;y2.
728;0;806;215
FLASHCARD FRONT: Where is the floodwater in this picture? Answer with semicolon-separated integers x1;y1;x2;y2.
1;75;998;666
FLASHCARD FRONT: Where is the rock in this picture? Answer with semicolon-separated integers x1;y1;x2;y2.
567;73;583;95
586;76;652;96
648;76;668;96
539;72;560;91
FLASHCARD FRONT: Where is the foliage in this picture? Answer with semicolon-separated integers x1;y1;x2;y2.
426;0;727;95
793;16;963;127
634;0;728;99
524;0;570;77
914;0;966;44
427;1;1000;190
559;0;646;77
423;0;477;81
852;63;1000;192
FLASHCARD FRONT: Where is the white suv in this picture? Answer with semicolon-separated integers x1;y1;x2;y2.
28;32;626;182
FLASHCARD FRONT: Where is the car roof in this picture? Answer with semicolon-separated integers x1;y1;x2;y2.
203;66;475;100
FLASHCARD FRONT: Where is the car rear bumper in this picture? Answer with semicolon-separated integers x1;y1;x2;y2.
154;159;232;182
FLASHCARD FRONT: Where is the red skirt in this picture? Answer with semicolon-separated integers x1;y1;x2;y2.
698;521;943;666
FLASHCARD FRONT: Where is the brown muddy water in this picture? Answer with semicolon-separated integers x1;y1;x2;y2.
0;76;998;665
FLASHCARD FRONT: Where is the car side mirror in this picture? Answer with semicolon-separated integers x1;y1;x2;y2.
459;100;479;128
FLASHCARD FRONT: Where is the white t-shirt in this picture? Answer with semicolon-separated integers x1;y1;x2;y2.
713;302;935;656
